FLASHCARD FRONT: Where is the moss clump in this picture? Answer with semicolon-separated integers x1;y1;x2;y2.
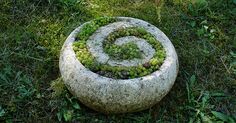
50;77;66;98
104;42;142;60
76;17;116;41
73;17;166;79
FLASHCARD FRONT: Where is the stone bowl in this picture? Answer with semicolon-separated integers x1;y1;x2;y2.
59;17;178;114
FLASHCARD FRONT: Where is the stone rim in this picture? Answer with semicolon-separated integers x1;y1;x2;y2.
59;17;179;113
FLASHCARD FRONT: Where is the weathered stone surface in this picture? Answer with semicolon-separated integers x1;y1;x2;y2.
59;17;179;114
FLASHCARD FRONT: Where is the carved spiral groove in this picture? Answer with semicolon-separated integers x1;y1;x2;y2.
72;17;166;79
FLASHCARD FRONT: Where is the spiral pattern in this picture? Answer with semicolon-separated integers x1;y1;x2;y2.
73;17;166;79
60;17;178;113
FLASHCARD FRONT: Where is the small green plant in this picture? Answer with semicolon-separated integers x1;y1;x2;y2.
55;93;81;122
104;42;142;60
76;17;116;40
187;0;208;16
0;106;5;118
50;78;81;122
50;77;66;98
155;0;164;22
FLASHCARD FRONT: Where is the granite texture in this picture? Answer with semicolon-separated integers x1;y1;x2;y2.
59;17;179;113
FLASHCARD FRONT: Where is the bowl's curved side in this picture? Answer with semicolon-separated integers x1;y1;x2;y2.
59;17;178;113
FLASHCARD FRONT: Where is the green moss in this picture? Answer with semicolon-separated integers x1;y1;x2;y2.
50;77;66;98
73;17;166;79
104;42;142;60
77;17;116;40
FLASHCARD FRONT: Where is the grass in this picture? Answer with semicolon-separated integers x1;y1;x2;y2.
0;0;235;122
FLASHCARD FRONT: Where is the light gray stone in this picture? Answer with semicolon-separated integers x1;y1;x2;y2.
59;17;179;114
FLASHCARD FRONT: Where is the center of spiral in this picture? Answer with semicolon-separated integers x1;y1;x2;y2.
87;22;155;67
108;36;155;67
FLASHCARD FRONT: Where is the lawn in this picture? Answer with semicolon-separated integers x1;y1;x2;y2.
0;0;236;122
